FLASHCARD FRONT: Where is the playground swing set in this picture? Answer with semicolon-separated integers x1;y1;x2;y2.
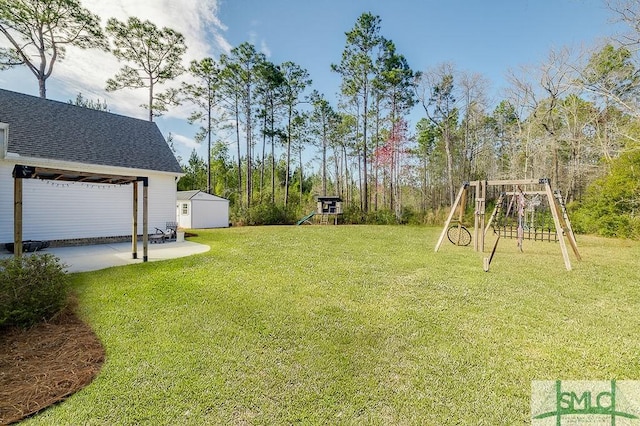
434;178;581;271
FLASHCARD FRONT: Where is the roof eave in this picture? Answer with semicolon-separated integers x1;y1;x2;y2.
4;152;184;178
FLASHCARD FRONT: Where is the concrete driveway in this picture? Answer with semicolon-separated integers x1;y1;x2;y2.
0;241;210;273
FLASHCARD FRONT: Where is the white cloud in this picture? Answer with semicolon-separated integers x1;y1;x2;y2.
71;0;230;118
172;133;200;150
248;30;258;46
260;40;272;58
1;0;231;121
81;0;227;62
246;30;271;58
214;33;233;54
0;0;234;165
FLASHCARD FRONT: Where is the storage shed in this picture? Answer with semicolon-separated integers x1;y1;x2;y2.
177;190;229;229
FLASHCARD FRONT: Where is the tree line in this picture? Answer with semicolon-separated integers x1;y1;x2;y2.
1;0;638;236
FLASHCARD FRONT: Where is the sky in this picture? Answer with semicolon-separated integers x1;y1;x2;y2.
0;0;622;164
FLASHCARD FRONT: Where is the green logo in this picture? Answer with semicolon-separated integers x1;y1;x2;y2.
532;380;640;425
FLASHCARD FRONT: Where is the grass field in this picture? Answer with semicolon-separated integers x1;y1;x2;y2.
24;225;640;425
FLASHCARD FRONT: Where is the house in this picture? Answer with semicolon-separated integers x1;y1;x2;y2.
0;88;183;250
177;190;229;229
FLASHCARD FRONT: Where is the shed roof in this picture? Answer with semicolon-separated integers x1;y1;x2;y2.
316;195;342;202
0;88;182;174
177;190;229;202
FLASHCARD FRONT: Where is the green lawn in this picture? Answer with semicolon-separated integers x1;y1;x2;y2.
25;226;640;425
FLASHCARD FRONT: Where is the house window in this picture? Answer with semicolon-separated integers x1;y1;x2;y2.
182;203;188;215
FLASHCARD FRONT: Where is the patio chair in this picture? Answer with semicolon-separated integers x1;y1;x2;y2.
165;222;178;240
150;228;167;243
151;222;178;243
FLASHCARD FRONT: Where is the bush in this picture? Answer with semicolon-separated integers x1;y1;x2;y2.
231;203;298;226
0;254;69;328
367;209;397;225
570;150;640;239
249;203;290;225
342;204;366;224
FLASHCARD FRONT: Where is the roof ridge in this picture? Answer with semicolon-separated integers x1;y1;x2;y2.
0;88;152;124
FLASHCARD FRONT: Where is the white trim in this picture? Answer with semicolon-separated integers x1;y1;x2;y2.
177;190;229;202
0;123;8;159
3;153;184;178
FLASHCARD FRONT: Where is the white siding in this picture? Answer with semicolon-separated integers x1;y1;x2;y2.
0;163;15;241
0;162;177;242
176;191;229;229
191;199;229;228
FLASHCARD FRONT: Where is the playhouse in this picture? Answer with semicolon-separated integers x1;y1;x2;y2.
316;196;343;225
296;195;344;225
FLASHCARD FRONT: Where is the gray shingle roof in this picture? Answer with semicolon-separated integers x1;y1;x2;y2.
0;88;182;174
177;190;229;202
177;190;200;200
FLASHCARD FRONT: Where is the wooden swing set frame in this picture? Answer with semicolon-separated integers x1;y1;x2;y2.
434;178;581;271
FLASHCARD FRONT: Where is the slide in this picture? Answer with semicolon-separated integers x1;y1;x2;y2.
296;212;315;225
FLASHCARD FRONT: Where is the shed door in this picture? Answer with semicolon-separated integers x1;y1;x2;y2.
177;201;191;228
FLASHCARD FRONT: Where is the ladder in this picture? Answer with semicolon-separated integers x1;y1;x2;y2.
320;214;329;225
553;190;576;240
484;192;505;236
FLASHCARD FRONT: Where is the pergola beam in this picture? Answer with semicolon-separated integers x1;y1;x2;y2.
12;164;149;263
27;167;138;183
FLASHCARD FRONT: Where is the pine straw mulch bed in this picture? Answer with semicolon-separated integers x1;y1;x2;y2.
0;305;105;425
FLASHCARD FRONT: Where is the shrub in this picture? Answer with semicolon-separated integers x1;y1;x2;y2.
249;203;287;225
0;254;69;328
400;206;421;225
232;203;298;225
366;209;397;225
341;204;366;224
571;150;640;238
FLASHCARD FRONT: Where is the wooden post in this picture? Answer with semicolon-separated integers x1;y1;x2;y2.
435;183;468;252
454;187;468;245
473;182;480;251
458;187;468;224
565;224;581;260
473;181;486;252
552;190;581;261
13;175;23;258
544;182;572;270
142;178;149;262
483;233;501;272
132;181;138;259
479;180;486;252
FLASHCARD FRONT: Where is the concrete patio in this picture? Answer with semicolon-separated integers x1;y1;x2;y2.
0;240;210;273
